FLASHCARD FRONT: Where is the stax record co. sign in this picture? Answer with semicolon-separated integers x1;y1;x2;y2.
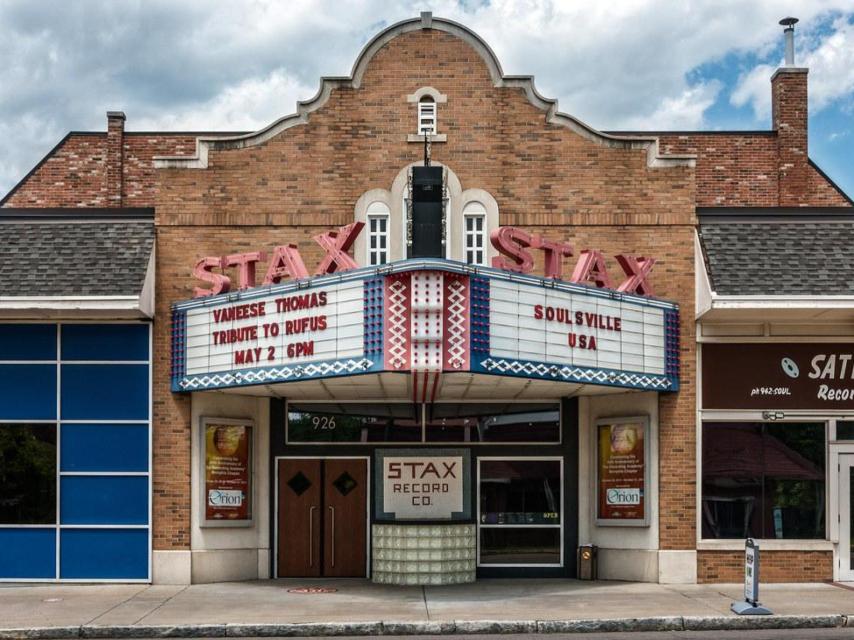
190;222;658;298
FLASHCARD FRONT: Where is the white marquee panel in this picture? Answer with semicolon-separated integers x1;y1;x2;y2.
184;281;365;376
488;279;666;375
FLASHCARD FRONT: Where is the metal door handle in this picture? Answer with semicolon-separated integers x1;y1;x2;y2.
309;505;317;567
328;505;336;567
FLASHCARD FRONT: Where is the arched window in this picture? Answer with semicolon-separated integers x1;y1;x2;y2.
366;201;390;265
417;96;437;136
463;201;487;266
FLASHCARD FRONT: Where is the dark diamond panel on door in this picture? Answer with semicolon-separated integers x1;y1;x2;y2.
332;471;357;496
287;471;312;496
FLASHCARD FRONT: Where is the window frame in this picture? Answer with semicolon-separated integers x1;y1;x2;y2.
285;401;562;446
366;203;390;266
0;423;58;525
462;203;487;266
425;402;561;445
698;415;830;546
476;456;564;568
417;96;437;136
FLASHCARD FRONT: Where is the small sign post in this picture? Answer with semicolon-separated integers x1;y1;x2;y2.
731;538;772;615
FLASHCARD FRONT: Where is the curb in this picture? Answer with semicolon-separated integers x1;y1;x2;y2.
0;615;850;638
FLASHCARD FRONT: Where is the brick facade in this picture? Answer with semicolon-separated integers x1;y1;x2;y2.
698;550;833;583
151;28;698;552
0;130;232;208
656;131;849;208
2;17;851;581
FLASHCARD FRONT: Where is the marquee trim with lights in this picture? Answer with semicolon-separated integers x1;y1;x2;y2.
171;259;680;396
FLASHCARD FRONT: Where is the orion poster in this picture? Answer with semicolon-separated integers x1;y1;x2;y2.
204;422;252;522
596;418;648;525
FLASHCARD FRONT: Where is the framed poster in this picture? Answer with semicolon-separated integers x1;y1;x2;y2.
200;417;253;527
595;416;650;527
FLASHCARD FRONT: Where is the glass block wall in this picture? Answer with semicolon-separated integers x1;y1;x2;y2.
0;323;150;581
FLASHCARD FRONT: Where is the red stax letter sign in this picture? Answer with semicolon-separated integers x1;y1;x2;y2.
571;250;613;289
490;227;538;273
263;244;309;285
225;252;265;290
538;238;575;279
190;223;658;298
615;255;656;296
193;257;231;298
192;223;365;297
489;227;658;296
313;222;365;275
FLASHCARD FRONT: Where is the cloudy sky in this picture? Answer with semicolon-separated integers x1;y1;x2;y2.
1;0;853;200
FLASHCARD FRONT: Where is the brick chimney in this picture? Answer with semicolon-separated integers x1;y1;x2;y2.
771;18;809;206
106;111;125;207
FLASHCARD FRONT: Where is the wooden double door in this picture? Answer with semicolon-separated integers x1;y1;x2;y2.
277;458;367;577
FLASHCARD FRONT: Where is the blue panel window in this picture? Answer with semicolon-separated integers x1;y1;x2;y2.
0;529;56;579
61;365;148;420
0;365;56;420
60;529;147;579
61;424;148;473
0;324;56;361
60;476;148;525
61;324;149;362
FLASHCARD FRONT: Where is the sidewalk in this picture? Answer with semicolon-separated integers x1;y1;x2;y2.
0;579;853;637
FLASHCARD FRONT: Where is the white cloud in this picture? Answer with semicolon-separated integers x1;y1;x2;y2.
730;64;776;119
618;80;723;131
732;15;854;119
132;70;314;132
1;0;853;197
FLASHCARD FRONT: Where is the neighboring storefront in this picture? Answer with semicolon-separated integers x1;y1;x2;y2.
696;212;854;582
0;211;154;580
0;14;851;584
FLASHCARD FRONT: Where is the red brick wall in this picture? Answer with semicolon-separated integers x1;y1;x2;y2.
699;550;832;583
658;132;849;208
1;132;214;208
123;134;207;206
4;47;848;211
659;133;779;207
655;68;849;209
3;134;110;207
7;127;845;211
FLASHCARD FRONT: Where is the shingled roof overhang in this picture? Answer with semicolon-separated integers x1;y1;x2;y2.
696;206;854;322
0;208;154;318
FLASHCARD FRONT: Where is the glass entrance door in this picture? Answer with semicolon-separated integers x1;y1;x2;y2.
840;455;854;582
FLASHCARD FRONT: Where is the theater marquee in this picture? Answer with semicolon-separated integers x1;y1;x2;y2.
171;260;680;393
